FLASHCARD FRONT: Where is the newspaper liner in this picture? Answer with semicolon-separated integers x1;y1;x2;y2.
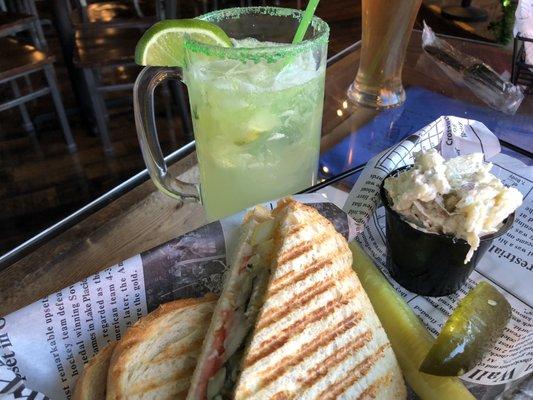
0;116;531;399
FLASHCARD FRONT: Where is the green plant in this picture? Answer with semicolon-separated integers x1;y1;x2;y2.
488;0;518;45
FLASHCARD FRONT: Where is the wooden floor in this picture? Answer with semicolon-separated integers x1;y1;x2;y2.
0;0;498;255
0;44;188;253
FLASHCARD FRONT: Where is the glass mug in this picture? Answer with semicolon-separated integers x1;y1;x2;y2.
347;0;422;108
134;7;329;220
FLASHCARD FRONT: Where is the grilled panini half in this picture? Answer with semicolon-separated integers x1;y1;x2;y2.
189;198;406;400
234;199;406;399
106;296;216;400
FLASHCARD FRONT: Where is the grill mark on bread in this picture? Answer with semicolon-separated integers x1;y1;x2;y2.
276;241;313;266
274;229;336;268
256;311;364;390
244;297;349;368
298;330;373;390
256;279;336;331
269;258;333;297
317;343;390;400
286;224;304;236
271;391;294;400
356;372;394;400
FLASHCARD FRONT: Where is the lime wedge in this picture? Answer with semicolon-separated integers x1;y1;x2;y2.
135;19;232;67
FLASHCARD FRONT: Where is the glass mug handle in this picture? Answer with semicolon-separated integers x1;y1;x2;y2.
133;66;200;204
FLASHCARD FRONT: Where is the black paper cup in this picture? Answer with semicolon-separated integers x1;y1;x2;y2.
380;166;515;297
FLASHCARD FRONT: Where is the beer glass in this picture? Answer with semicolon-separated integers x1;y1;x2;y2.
134;8;329;221
348;0;422;108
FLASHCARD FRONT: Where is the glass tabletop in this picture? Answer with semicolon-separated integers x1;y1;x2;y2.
1;30;532;315
321;30;532;168
316;30;533;194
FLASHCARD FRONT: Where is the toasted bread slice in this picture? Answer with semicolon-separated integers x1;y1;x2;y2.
234;198;406;399
106;295;216;400
73;342;117;400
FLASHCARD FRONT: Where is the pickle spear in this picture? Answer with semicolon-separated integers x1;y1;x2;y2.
420;281;511;376
349;242;475;400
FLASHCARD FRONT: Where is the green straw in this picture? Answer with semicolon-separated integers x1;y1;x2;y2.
292;0;320;44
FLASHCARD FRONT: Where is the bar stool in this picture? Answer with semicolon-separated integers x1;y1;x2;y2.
73;26;143;153
70;0;192;154
0;0;47;50
0;37;76;151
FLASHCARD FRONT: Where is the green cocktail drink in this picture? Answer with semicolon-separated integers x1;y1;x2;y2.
134;8;329;220
185;38;325;219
